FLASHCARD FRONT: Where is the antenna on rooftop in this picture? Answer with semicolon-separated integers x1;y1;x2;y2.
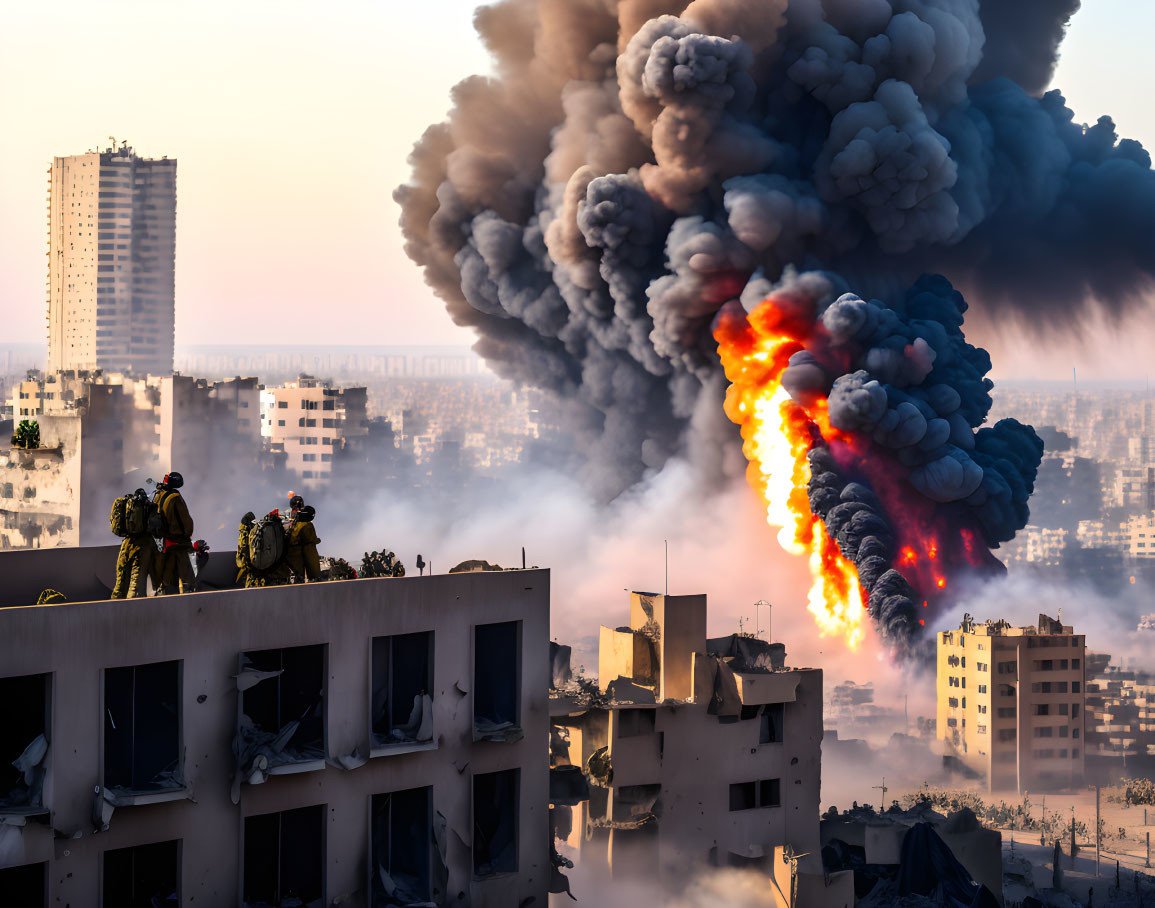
664;539;668;595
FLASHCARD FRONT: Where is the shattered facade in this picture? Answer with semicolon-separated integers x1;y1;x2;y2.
0;563;550;906
1084;652;1155;782
938;614;1087;793
551;592;841;904
2;371;267;550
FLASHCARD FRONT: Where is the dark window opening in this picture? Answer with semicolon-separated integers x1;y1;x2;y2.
0;673;49;812
617;709;656;738
474;622;520;740
238;645;325;776
730;778;780;811
473;769;519;877
244;805;324;907
729;781;756;811
612;783;661;824
371;787;433;906
739;705;760;721
760;703;784;744
103;839;179;907
0;862;46;906
104;661;181;794
372;633;434;750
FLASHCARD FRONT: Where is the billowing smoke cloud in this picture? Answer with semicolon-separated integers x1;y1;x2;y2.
758;272;1042;646
396;0;1135;503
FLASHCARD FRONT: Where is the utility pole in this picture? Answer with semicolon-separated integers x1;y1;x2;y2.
1097;784;1102;878
755;600;770;640
873;777;888;807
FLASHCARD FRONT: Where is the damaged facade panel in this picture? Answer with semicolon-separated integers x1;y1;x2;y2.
473;621;521;742
473;768;518;878
370;786;434;906
371;632;434;752
238;644;325;782
0;672;50;814
243;804;324;908
102;839;179;907
103;661;182;799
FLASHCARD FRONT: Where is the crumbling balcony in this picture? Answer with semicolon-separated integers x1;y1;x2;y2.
234;645;326;791
370;787;436;906
102;660;185;807
0;672;50;817
243;804;324;908
371;632;434;757
474;621;522;743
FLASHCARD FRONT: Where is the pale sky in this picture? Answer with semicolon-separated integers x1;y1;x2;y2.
1;1;1154;379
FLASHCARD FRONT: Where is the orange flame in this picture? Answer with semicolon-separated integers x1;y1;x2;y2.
716;300;865;650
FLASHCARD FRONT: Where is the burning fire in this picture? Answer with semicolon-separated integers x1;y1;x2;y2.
715;297;866;650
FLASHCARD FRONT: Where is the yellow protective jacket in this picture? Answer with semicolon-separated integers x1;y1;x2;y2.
286;519;321;580
157;489;194;546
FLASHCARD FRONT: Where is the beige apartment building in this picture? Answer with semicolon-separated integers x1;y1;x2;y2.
551;592;851;907
938;613;1086;792
47;144;176;376
0;559;550;907
260;374;368;483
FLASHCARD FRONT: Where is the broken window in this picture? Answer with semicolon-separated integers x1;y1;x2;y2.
372;632;434;750
243;804;324;907
104;661;182;796
103;839;179;907
612;784;661;825
617;709;655;738
237;645;325;781
371;787;432;906
0;862;45;906
473;769;519;877
729;779;780;811
0;673;49;813
474;622;520;741
759;703;784;744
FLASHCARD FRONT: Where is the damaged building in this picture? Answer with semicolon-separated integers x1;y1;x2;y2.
0;556;549;906
938;614;1087;793
550;592;851;907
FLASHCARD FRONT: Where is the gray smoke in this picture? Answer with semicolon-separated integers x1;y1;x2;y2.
397;0;1132;500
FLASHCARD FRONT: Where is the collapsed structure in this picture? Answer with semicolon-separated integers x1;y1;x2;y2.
0;556;550;906
550;591;853;906
938;613;1087;793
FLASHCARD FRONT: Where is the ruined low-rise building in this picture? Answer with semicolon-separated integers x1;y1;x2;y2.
937;613;1086;793
259;374;368;484
551;591;848;906
0;561;550;907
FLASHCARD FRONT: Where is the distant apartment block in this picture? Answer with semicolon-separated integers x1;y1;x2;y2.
551;592;847;905
938;613;1086;792
47;143;176;376
260;374;367;482
1084;653;1155;781
0;560;549;906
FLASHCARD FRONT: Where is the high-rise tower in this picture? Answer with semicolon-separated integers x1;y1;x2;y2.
46;142;176;375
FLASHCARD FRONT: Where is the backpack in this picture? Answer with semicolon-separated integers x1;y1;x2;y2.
110;496;130;538
147;491;170;538
248;514;286;571
125;495;152;537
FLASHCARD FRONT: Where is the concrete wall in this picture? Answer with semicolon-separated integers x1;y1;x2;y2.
0;569;551;907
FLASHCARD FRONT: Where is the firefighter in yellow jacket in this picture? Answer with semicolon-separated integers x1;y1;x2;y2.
112;489;154;598
153;471;196;594
286;505;321;582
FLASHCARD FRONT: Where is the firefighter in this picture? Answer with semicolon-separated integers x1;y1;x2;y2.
286;505;321;582
153;471;196;594
112;488;154;599
236;511;257;588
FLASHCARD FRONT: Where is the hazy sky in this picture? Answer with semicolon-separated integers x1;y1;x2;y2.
2;1;1154;379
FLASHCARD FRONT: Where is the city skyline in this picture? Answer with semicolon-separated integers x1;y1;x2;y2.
1;2;1155;381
